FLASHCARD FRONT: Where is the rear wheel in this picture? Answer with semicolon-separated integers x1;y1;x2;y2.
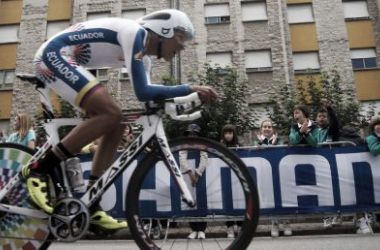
0;143;51;250
126;137;259;250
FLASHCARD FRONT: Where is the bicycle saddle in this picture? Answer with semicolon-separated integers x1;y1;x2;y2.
16;73;46;89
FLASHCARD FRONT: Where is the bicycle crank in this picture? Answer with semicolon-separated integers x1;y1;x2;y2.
49;197;90;242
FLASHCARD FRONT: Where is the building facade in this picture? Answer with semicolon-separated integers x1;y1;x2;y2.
0;0;379;134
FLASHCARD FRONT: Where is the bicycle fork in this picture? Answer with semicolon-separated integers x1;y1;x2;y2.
155;121;196;208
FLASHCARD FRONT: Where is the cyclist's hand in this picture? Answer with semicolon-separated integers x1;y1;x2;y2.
190;85;219;103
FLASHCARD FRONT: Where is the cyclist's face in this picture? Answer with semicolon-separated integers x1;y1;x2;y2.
162;32;187;61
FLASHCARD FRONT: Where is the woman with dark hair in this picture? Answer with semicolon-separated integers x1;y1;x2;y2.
220;124;244;238
180;124;208;240
289;104;317;146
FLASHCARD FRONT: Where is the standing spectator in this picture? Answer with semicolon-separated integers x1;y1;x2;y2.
314;99;340;143
337;124;372;234
366;116;380;156
289;104;317;146
0;127;6;142
339;125;365;146
7;113;36;150
254;120;291;237
220;124;243;238
180;124;208;240
314;99;341;228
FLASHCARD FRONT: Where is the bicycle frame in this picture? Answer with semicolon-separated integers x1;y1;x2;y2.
0;112;195;219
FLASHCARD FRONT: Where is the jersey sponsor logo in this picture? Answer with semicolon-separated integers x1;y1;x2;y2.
68;32;105;42
134;51;143;61
46;51;80;84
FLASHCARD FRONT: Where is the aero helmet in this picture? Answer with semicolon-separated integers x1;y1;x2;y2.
138;9;194;40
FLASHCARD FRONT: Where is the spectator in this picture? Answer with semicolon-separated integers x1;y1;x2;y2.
0;127;6;142
220;124;243;238
366;116;380;156
289;104;317;146
339;125;365;146
314;99;340;143
253;120;283;146
81;138;100;154
118;123;135;150
254;120;291;237
313;99;341;228
7;113;36;150
337;124;371;234
180;124;207;240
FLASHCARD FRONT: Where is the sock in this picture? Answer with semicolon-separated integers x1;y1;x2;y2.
88;175;102;212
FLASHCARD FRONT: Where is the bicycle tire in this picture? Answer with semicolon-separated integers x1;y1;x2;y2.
0;143;51;250
126;137;259;250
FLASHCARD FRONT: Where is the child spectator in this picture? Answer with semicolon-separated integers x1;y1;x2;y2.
180;124;208;240
254;120;291;237
314;99;340;143
254;120;283;146
220;124;244;238
289;104;317;146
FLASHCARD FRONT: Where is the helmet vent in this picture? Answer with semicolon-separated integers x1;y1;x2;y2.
143;13;171;21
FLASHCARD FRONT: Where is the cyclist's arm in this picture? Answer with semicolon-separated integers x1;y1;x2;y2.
120;26;191;102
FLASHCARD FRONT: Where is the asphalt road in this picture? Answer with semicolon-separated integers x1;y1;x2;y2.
49;234;380;250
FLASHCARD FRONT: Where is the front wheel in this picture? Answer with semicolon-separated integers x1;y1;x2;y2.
0;143;51;250
126;137;260;250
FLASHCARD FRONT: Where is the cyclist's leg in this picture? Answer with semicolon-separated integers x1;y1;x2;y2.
28;44;126;230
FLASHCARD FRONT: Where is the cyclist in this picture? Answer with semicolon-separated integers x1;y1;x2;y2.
23;9;218;233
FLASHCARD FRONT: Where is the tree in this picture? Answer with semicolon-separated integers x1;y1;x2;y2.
162;63;256;140
267;69;370;135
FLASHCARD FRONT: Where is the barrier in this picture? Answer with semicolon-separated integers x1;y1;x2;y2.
77;144;380;219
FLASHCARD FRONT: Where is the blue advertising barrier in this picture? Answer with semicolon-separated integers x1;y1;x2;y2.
77;145;380;219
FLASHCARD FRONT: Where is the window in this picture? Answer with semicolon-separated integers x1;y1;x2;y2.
204;4;230;24
122;9;146;20
206;52;232;68
343;1;369;19
241;2;268;22
245;50;272;71
0;25;19;43
351;48;377;69
293;52;320;71
287;4;314;24
0;70;15;88
96;69;109;82
87;12;111;21
119;68;129;80
46;21;70;39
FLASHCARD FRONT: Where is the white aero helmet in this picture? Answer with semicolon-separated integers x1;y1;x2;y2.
138;9;194;41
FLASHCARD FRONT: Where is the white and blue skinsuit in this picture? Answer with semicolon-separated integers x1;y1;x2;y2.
34;18;191;108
